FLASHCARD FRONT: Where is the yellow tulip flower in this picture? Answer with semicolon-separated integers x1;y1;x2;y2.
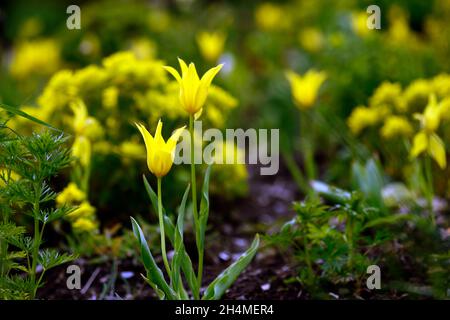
286;69;327;110
411;94;446;169
136;120;186;178
196;31;226;63
71;99;103;139
163;58;223;115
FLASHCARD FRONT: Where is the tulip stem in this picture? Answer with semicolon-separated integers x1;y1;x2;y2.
189;115;203;289
424;156;436;226
300;111;316;183
157;177;171;277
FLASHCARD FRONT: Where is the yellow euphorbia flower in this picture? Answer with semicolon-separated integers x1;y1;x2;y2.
411;94;446;168
347;106;380;135
196;31;226;63
68;201;96;220
286;70;327;110
163;58;223;115
380;116;413;139
73;218;97;233
10;39;61;78
136;120;185;178
56;182;86;205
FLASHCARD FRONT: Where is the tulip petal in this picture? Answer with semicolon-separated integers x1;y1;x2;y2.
193;64;223;112
178;58;189;76
154;119;164;146
167;126;186;151
163;66;181;83
200;64;223;87
410;131;428;158
135;123;154;158
429;133;446;169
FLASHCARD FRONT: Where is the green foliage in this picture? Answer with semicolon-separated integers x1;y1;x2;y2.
267;181;413;297
0;117;76;299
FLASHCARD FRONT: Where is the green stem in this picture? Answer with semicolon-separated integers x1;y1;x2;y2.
301;230;314;283
189;115;199;224
30;205;41;299
157;177;171;277
424;156;435;226
189;115;203;289
282;150;309;194
300;112;316;185
346;214;354;268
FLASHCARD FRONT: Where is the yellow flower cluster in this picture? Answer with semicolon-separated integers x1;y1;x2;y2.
13;50;237;145
10;39;61;79
10;50;244;198
348;75;450;136
56;183;97;233
348;74;450;168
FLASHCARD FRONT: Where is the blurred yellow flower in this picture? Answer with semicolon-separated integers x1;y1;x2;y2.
163;58;223;115
411;94;446;168
432;74;450;98
380;116;413;139
71;100;103;140
351;11;371;37
388;8;412;43
0;169;20;187
347;106;380;135
119;139;146;160
255;3;285;31
130;38;157;59
403;79;432;111
56;183;86;205
369;81;405;112
298;28;324;53
196;31;226;63
285;69;327;110
10;39;61;78
102;86;119;110
72;218;97;233
72;136;92;167
68;201;96;220
414;94;441;133
136;120;185;178
18;18;43;39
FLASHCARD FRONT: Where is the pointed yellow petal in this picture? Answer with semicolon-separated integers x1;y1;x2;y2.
200;64;223;87
178;58;188;76
188;63;200;82
192;64;223;112
135;123;155;172
410;131;428;158
429;133;446;169
154;119;164;146
163;66;181;83
167;125;186;151
285;70;302;85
